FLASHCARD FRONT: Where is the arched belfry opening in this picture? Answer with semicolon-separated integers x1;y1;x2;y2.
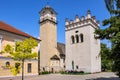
80;34;84;42
71;36;75;44
76;35;79;43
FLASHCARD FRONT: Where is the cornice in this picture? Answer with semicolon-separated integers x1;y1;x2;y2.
40;19;57;25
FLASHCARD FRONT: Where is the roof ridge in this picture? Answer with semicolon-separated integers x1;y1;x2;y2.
0;21;29;35
0;21;40;41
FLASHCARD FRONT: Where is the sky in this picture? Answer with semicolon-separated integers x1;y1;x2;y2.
0;0;110;44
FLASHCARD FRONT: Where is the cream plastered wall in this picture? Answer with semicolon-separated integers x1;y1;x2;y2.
0;30;39;76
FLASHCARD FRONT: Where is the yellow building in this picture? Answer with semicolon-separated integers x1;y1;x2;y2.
0;21;40;76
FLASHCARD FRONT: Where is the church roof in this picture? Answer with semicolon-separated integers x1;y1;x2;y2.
0;21;40;41
57;42;65;59
39;5;57;15
50;55;60;60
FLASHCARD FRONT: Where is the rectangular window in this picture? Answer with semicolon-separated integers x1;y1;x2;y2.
76;65;79;69
0;36;2;52
14;39;21;51
28;63;32;73
14;40;17;51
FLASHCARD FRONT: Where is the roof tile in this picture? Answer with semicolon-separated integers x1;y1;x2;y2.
0;21;40;41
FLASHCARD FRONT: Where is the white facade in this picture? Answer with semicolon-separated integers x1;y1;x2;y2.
65;11;101;73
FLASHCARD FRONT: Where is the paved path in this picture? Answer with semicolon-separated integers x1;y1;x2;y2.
0;72;119;80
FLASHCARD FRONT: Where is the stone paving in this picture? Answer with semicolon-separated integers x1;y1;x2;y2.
0;72;120;80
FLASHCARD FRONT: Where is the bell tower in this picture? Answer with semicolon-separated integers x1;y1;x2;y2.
65;10;101;73
39;5;58;71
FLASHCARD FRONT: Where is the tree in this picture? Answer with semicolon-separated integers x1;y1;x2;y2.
4;38;38;80
104;0;120;15
95;0;120;77
100;43;112;71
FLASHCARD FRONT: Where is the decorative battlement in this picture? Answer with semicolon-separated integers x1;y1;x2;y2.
65;10;100;31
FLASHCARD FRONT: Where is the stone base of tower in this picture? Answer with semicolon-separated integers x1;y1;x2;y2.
65;67;101;73
65;57;101;73
40;66;65;73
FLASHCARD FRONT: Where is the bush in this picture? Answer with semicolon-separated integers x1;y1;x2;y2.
40;71;51;75
61;70;86;75
79;71;84;73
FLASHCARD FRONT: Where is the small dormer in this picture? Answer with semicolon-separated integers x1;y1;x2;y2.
39;5;57;24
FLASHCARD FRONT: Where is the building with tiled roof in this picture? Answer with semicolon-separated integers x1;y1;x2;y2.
0;21;40;76
0;21;40;40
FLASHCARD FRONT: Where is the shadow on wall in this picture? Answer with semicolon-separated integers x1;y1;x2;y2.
86;77;120;80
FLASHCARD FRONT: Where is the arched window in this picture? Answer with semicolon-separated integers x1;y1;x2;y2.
80;34;84;42
72;61;74;70
51;11;53;15
76;65;79;69
76;35;79;43
71;36;75;44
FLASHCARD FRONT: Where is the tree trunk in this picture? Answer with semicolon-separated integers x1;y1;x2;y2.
38;42;40;75
38;50;40;75
22;59;24;80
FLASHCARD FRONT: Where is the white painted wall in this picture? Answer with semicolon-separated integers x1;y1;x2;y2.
65;17;101;73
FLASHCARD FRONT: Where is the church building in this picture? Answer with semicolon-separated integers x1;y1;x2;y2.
39;6;101;73
65;10;101;73
0;5;101;76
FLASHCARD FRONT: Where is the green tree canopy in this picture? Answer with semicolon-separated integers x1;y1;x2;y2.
100;43;112;71
4;38;38;80
95;0;120;77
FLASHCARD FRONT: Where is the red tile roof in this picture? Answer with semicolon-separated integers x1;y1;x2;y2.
0;21;40;41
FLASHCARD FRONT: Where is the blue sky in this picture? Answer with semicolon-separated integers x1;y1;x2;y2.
0;0;110;44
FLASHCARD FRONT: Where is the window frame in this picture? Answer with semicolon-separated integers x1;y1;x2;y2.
0;36;2;52
76;35;79;43
80;34;84;42
28;63;32;73
71;35;75;44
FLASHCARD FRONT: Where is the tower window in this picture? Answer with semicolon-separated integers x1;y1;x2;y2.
43;67;45;71
80;34;84;42
76;65;79;69
76;35;79;43
51;11;53;14
72;61;74;70
51;18;53;20
71;36;75;44
75;31;79;33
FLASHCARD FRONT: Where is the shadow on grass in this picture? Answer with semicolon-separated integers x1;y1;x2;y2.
86;77;120;80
